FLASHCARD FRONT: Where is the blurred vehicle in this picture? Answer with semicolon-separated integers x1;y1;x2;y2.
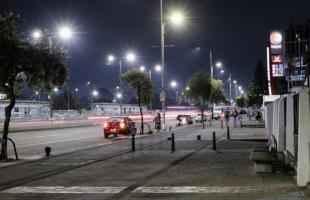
213;110;224;120
103;117;136;138
195;114;208;123
181;115;193;125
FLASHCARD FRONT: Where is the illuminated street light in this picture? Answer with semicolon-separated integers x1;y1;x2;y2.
140;66;146;72
186;86;190;91
92;90;98;97
155;64;162;72
35;91;39;95
116;86;120;90
58;26;73;40
54;88;59;92
126;52;136;62
238;86;242;91
170;11;184;25
75;88;79;92
220;69;225;74
32;29;42;40
170;80;177;88
116;93;122;99
107;55;115;63
233;80;237;84
87;81;91;85
215;62;223;68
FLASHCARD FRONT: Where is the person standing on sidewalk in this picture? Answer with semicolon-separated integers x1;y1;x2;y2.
153;112;161;132
232;109;238;128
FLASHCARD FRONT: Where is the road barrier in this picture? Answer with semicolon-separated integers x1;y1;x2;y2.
0;138;18;160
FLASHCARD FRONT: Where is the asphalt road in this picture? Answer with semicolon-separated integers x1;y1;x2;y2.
5;119;182;160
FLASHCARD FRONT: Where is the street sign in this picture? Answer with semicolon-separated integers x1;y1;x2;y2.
160;92;166;102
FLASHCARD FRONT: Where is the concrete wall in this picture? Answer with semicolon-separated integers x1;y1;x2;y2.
266;103;273;139
272;100;279;143
297;88;310;186
285;94;295;157
277;98;286;152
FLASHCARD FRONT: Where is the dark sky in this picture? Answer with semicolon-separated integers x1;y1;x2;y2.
1;0;310;95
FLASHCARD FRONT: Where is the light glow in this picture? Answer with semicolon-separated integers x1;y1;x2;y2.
170;12;184;25
58;26;73;40
126;52;136;62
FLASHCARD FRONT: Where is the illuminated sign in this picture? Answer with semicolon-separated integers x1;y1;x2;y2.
271;55;283;63
270;31;283;55
272;64;284;77
270;31;283;45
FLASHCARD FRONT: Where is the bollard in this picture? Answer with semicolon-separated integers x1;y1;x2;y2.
212;131;216;150
240;120;243;128
227;126;230;140
132;134;135;152
171;133;175;152
197;135;201;140
221;120;223;129
45;146;51;156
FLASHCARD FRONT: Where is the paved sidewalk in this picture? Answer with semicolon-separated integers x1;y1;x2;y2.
0;126;307;200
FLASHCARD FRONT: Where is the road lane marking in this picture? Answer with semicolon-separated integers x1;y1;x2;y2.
0;186;298;194
17;136;106;148
1;186;126;194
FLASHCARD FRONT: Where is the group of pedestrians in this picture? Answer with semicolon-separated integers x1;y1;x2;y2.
224;109;240;128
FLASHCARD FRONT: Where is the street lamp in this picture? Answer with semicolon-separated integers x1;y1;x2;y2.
155;64;162;72
220;69;225;74
170;80;177;88
139;66;146;72
107;52;136;114
58;26;73;40
233;80;238;100
32;29;42;40
160;0;185;130
215;62;223;68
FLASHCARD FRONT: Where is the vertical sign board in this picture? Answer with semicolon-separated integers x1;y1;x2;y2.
269;31;285;95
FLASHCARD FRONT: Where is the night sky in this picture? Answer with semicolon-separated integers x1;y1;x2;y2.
1;0;310;96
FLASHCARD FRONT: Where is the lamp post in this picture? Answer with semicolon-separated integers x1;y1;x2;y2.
32;26;73;116
233;80;238;100
107;52;136;115
160;0;184;130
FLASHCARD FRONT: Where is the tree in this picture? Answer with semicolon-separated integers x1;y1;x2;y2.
0;12;67;160
210;79;226;104
236;95;246;108
53;89;80;110
185;71;212;129
247;59;268;107
121;69;152;134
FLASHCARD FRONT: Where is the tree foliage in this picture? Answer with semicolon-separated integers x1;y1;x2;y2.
0;12;68;159
247;59;268;107
185;71;212;129
210;79;226;104
121;69;152;134
53;89;80;110
236;95;246;108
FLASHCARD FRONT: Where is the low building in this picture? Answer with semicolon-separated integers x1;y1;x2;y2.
0;100;50;121
91;102;147;115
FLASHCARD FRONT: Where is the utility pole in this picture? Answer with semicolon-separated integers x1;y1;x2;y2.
160;0;166;130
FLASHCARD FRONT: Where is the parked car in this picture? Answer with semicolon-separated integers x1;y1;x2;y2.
103;117;136;138
195;114;208;123
213;110;224;120
181;115;193;125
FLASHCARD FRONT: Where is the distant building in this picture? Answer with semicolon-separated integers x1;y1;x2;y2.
91;103;147;115
0;100;50;120
285;20;310;89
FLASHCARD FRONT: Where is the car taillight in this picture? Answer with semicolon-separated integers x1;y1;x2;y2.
103;122;108;128
120;122;126;129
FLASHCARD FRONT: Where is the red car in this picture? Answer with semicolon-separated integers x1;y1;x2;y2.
103;117;137;138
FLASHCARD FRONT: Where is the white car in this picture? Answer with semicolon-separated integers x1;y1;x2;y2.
195;114;208;123
213;110;223;120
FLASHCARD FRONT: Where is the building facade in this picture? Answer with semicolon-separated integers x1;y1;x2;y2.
0;100;50;121
91;103;147;115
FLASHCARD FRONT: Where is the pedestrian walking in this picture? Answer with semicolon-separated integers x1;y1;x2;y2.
232;109;238;128
153;113;161;132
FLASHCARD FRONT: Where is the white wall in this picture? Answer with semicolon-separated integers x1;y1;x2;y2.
266;103;273;139
297;88;310;186
273;100;279;142
285;94;295;157
277;98;286;152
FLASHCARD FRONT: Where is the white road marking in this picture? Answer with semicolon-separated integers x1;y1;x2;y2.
1;186;126;194
17;135;104;148
0;186;297;194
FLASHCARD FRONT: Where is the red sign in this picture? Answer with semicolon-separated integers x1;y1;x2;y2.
271;55;283;63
